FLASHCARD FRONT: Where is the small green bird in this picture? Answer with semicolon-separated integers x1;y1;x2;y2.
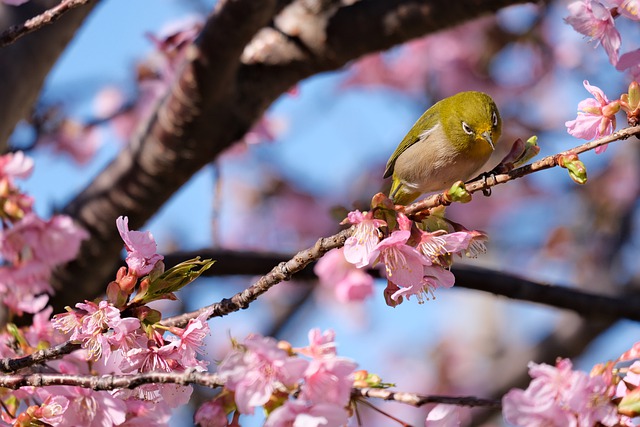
384;91;502;205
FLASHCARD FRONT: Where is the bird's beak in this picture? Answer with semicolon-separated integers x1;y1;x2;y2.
481;131;495;151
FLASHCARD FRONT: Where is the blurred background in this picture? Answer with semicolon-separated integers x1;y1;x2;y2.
6;0;640;425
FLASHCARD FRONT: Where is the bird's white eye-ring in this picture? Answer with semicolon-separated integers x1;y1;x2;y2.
492;111;498;127
462;122;473;135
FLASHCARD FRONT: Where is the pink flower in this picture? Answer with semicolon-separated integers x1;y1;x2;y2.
390;265;455;304
1;0;31;6
617;48;640;74
314;248;374;303
296;329;337;359
166;309;212;369
50;387;127;427
370;230;430;287
121;399;172;426
565;80;620;151
264;400;350;427
342;210;385;268
565;0;621;65
300;356;357;406
38;119;101;164
503;358;619;427
123;343;176;374
194;399;229;427
74;300;124;360
615;360;640;398
418;229;487;264
116;216;163;276
0;151;33;179
0;213;89;266
217;334;309;414
0;261;53;314
31;395;69;426
425;404;471;427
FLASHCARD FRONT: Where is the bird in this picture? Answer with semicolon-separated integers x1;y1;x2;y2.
384;91;502;205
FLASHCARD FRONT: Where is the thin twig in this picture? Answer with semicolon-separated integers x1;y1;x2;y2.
354;388;502;409
0;370;502;413
0;0;94;48
160;228;353;328
0;341;80;373
0;370;222;390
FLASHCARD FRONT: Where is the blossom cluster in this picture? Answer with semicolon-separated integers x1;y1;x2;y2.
195;329;359;427
566;80;640;147
0;216;214;426
565;0;640;76
0;151;89;314
502;340;640;426
316;194;487;306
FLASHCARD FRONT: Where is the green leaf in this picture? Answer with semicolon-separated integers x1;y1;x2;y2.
130;257;215;305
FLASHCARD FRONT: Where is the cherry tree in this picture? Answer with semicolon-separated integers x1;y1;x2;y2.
0;0;639;426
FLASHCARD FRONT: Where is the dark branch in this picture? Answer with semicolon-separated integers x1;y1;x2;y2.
162;248;640;323
0;0;93;48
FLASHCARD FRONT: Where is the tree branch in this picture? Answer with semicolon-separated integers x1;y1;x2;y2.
160;228;352;328
0;370;222;390
0;0;93;47
162;249;640;323
354;388;501;409
0;341;80;373
0;0;97;147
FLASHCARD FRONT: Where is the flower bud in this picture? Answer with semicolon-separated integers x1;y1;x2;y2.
445;181;472;203
277;340;294;355
0;178;10;198
628;81;640;111
559;154;587;185
384;280;401;307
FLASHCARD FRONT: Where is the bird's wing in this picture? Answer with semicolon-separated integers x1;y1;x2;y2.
383;111;438;179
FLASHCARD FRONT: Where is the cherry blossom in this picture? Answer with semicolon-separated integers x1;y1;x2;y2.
0;151;33;180
194;399;229;427
296;328;338;359
314;247;374;303
116;216;164;276
300;356;357;406
166;308;212;369
565;80;620;151
503;358;620;426
369;230;430;288
425;404;471;427
217;334;309;414
565;0;621;65
264;400;350;427
341;210;385;268
0;213;89;266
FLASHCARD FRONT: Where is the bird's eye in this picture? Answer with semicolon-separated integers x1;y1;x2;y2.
492;111;498;127
461;122;473;135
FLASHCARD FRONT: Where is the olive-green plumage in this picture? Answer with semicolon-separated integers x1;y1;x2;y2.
384;91;502;205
